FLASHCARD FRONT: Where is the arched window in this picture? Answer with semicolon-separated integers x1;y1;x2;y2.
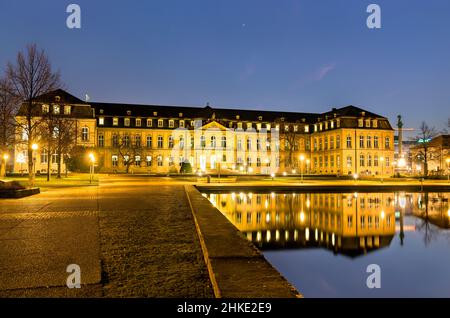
221;136;226;149
211;136;216;148
81;127;89;141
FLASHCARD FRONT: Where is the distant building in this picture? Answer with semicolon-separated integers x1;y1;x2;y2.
410;134;450;176
14;89;395;176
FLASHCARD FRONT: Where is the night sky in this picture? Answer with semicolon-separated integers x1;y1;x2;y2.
1;0;449;135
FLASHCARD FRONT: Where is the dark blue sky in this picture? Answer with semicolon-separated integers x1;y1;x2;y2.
1;0;449;134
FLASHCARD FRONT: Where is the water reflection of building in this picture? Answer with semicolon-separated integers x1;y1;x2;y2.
410;192;450;229
207;192;396;257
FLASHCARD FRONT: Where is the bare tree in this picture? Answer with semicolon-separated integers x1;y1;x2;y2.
6;44;61;184
53;116;76;178
275;119;307;169
0;77;19;176
414;122;437;176
113;133;142;173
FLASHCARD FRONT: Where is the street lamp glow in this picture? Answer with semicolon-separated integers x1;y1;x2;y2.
3;154;9;161
283;171;287;176
31;143;38;150
353;173;358;180
299;211;305;223
299;155;305;161
248;167;253;173
398;157;406;168
381;210;385;219
88;152;95;163
292;169;296;174
447;209;450;218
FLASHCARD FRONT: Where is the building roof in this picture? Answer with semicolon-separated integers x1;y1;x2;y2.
31;89;87;105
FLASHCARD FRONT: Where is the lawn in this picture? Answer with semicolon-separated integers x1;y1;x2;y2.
3;173;98;190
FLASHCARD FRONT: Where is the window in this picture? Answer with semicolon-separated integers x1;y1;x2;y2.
124;118;130;127
324;155;328;167
64;105;71;115
365;119;371;127
346;136;352;148
169;120;174;128
112;155;118;167
99;117;104;125
336;155;340;168
386;157;390;167
157;155;163;166
266;138;271;150
158;119;163;127
190;136;194;149
146;136;152;148
329;136;334;149
347;156;352;168
146;156;152;167
40;150;48;164
135;155;141;166
247;157;252;166
319;156;323;168
247;138;252;151
330;121;334;129
347;216;353;228
200;135;206;148
336;119;340;128
330;155;334;167
367;154;372;167
147;119;152;127
366;136;371;148
313;138;318;151
358;119;363;127
237;139;242;151
237;122;243;130
42;104;49;113
135;135;141;147
304;126;309;133
113;117;119;126
221;136;226;148
112;134;119;147
266;123;271;130
81;127;89;141
257;158;261;167
374;136;379;148
210;136;216;148
179;136;184;149
168;136;174;148
247;122;252;130
385;137;390;149
179;120;185;128
256;138;261;151
123;135;130;147
324;137;328;150
374;155;379;167
53;105;60;115
51;152;59;164
336;135;340;149
373;120;378;128
257;123;262;131
136;118;141;127
157;136;163;148
360;154;365;167
359;135;364;148
98;134;104;147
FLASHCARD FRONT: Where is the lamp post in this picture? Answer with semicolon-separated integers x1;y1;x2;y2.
446;158;450;182
89;152;95;183
31;143;38;187
299;154;305;183
1;153;9;177
380;156;385;183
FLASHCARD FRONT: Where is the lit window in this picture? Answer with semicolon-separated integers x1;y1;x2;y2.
53;105;60;114
81;127;89;141
113;117;118;126
373;120;378;128
247;122;252;130
257;123;262;131
157;136;163;148
99;117;104;125
153;111;158;116
146;156;152;166
358;119;364;127
147;119;152;127
98;134;104;147
124;118;130;127
266;123;271;130
42;104;49;113
158;119;163;127
169;120;174;128
64;105;71;115
304;126;309;133
136;118;141;127
179;120;185;128
112;155;118;167
237;122;243;129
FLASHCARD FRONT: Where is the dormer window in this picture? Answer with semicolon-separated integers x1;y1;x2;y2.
99;117;104;125
237;122;243;129
247;122;252;130
325;122;328;130
99;109;104;114
147;119;152;127
330;121;334;129
42;104;49;113
258;116;263;121
169;120;174;128
179;120;185;128
257;123;262;131
236;115;240;120
53;105;60;114
365;119;371;127
158;119;163;127
285;125;289;132
266;124;271;130
304;126;309;133
136;118;142;127
358;118;364;127
64;105;71;115
372;119;378;128
113;117;119;126
124;118;130;127
153;111;158;116
55;96;61;102
294;125;298;132
127;110;131;116
179;113;183;117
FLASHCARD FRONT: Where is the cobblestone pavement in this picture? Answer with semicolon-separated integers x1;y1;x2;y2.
0;177;213;297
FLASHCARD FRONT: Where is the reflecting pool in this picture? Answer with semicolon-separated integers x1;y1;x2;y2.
204;191;450;297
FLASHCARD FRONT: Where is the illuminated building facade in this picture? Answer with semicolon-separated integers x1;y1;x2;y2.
13;89;394;176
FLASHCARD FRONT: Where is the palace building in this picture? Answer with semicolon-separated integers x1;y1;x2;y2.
14;89;394;176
